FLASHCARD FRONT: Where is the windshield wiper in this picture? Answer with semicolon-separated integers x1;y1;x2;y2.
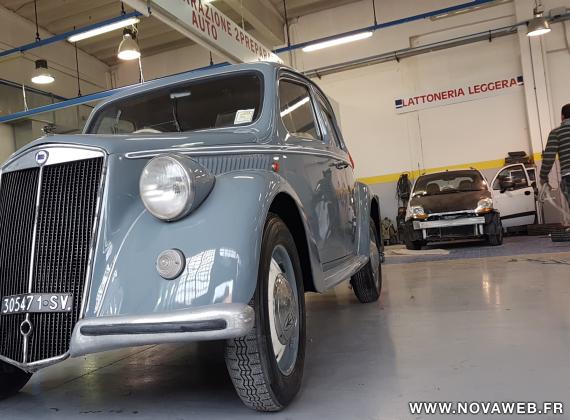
432;190;461;195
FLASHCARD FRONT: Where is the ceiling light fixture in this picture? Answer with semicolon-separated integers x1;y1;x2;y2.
527;1;551;36
117;28;141;60
31;59;55;84
68;17;140;43
302;31;373;52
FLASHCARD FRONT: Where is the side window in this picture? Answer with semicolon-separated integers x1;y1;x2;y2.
493;166;529;190
279;80;320;141
316;95;343;149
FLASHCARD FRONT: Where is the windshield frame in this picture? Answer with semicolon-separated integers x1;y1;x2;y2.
84;70;266;135
412;170;488;198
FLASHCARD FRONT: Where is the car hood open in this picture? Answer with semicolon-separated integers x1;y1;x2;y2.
409;189;492;214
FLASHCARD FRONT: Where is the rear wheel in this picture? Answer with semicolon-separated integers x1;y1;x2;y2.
0;360;32;400
225;213;305;412
350;218;382;303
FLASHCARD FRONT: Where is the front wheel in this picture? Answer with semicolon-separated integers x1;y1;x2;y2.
225;213;305;412
350;218;382;303
486;213;503;246
0;360;32;400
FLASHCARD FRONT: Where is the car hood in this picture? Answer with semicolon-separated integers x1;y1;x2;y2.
11;129;266;158
410;190;491;214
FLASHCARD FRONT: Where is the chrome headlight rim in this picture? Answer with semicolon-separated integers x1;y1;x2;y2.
139;154;196;222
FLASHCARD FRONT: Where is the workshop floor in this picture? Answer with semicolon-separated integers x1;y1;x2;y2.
1;238;570;419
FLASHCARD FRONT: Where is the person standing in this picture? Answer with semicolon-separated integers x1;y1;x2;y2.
540;104;570;205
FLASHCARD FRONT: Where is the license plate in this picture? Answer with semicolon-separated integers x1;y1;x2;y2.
1;294;73;315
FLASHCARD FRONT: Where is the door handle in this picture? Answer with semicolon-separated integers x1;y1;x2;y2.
331;161;350;170
524;191;531;196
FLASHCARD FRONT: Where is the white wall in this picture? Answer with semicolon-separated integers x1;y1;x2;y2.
0;124;15;162
113;43;224;87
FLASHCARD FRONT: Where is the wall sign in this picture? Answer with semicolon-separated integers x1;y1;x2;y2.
124;0;282;64
395;75;524;114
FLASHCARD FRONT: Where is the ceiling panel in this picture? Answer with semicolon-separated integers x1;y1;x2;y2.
0;0;352;65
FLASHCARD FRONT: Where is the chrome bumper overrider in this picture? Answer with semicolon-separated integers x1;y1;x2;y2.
69;303;254;357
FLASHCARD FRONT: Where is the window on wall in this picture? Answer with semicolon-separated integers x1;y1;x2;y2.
316;94;343;149
279;79;320;141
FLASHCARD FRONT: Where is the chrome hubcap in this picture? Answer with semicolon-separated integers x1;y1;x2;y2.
268;245;299;376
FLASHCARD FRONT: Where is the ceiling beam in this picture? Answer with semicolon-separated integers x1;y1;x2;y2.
274;0;363;19
223;0;285;46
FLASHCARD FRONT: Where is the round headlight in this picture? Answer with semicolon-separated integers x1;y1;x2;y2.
140;155;194;221
475;198;493;214
409;205;428;220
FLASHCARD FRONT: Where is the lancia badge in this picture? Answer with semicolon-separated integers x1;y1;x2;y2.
35;150;48;165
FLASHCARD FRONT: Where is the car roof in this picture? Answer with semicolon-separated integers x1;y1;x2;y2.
419;168;483;178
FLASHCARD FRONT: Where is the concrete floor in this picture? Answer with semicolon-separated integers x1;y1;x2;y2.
2;242;570;418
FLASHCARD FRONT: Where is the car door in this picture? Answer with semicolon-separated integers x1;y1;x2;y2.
278;76;348;264
313;90;357;256
491;164;537;228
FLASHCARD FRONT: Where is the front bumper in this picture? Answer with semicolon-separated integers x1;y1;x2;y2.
413;216;486;231
411;216;487;240
69;303;254;357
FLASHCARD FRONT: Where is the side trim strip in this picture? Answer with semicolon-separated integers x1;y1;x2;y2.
124;145;349;163
500;211;536;221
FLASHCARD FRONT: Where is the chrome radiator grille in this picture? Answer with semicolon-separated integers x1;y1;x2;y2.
0;168;39;362
0;155;104;364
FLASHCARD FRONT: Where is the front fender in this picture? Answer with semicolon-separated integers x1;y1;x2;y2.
355;182;384;257
85;155;296;318
354;181;374;256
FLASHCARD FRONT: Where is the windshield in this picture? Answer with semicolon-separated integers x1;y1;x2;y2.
412;170;488;197
87;72;263;135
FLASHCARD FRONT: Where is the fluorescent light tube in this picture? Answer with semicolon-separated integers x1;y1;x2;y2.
281;97;310;117
302;31;373;52
68;17;140;43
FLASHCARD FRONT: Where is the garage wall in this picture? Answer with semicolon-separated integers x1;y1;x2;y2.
282;0;532;222
546;17;570;124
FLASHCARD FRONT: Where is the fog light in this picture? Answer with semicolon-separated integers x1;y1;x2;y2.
156;249;186;280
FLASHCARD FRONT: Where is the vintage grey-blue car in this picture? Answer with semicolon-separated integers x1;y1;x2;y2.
0;62;383;411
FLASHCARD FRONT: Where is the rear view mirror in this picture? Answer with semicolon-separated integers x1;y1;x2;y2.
499;176;515;193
